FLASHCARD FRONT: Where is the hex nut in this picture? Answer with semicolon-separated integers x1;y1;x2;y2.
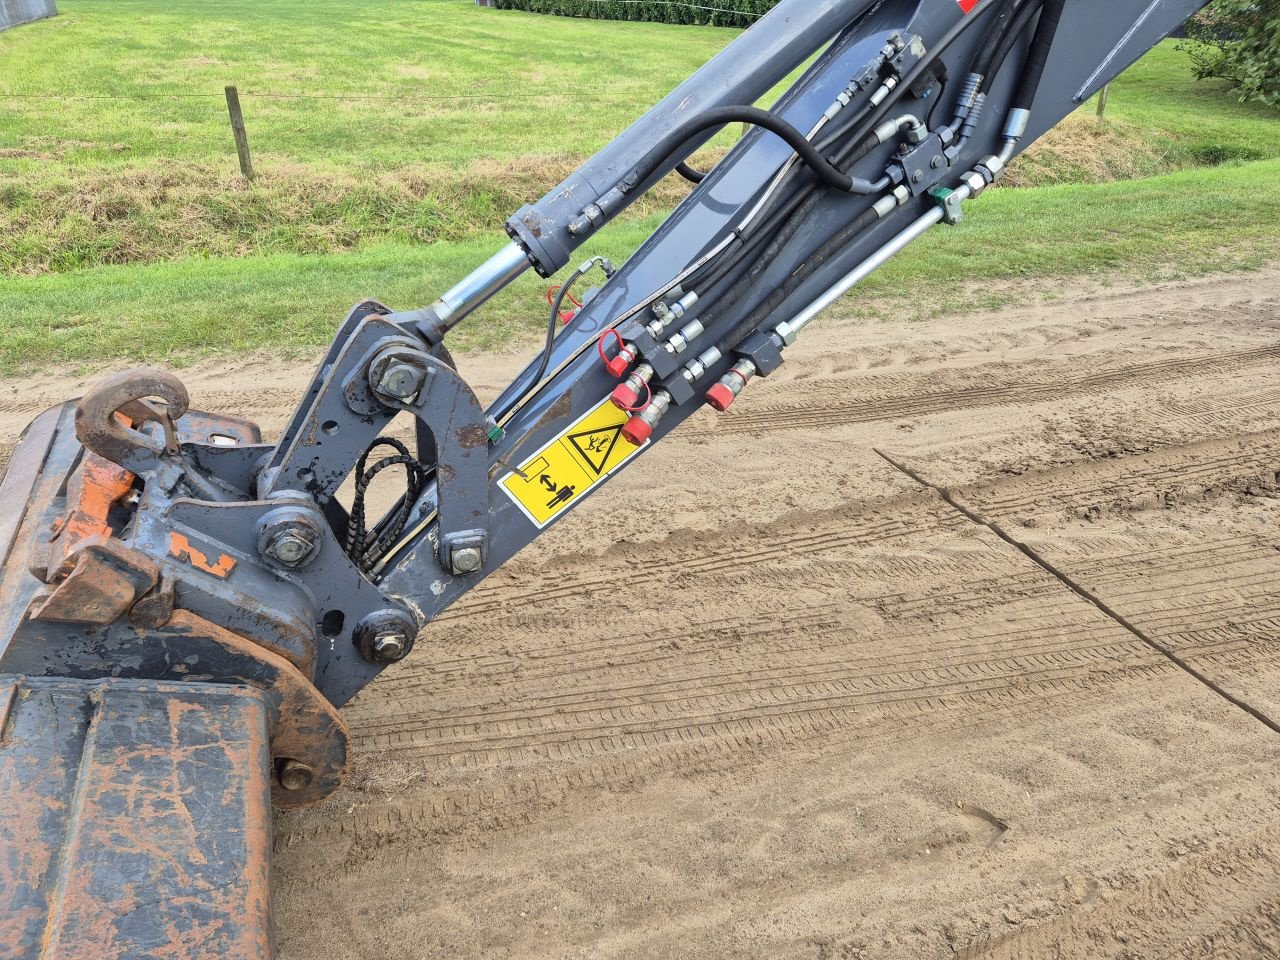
354;610;418;665
371;632;408;663
368;347;431;405
451;545;483;574
379;362;425;401
264;528;318;567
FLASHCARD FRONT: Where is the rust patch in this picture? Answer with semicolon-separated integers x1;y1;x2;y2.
0;683;14;746
455;423;489;449
168;531;237;579
30;536;160;625
44;451;134;578
163;611;350;809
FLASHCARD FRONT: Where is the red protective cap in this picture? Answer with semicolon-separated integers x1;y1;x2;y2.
621;415;653;446
605;352;632;379
705;382;737;412
610;382;639;410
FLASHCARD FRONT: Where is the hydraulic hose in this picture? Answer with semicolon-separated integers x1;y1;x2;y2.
675;161;707;184
621;106;872;197
969;0;1032;81
855;0;1000;142
1011;0;1065;111
978;0;1045;94
715;201;887;354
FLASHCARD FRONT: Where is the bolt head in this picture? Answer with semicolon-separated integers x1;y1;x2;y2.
451;546;483;574
266;530;317;567
378;362;425;401
278;759;314;792
371;632;408;663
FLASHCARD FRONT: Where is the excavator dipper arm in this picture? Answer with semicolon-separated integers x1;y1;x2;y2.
0;0;1209;954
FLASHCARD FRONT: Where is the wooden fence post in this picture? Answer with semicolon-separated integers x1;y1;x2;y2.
1096;84;1110;120
224;85;254;181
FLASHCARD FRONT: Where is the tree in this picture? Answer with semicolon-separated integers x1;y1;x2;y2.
1183;0;1280;107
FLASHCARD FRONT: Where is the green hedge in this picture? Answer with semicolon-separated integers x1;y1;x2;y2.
491;0;779;28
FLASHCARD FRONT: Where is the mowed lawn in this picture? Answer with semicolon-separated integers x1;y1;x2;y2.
0;0;1277;372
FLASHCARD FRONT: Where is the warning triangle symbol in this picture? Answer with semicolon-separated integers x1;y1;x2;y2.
567;426;623;476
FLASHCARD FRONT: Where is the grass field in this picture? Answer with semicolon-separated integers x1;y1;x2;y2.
0;0;1277;373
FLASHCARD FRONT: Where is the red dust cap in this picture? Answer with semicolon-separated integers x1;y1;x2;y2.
621;415;653;446
610;383;639;410
705;383;736;412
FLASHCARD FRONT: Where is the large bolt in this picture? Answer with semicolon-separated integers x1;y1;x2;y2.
264;527;318;568
378;362;426;402
371;632;408;663
354;610;419;665
277;758;314;792
451;546;483;574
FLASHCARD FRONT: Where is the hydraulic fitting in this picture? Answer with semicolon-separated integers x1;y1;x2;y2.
646;291;699;337
605;341;639;379
621;390;671;446
680;346;723;383
663;318;705;355
611;363;655;410
705;359;757;412
958;92;986;142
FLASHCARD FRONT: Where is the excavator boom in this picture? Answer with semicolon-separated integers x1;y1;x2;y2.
0;0;1209;954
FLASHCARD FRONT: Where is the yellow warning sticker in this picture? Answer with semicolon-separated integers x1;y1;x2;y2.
500;398;648;528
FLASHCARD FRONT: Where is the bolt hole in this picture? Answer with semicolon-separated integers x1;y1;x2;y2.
321;420;339;435
321;610;345;637
297;467;314;482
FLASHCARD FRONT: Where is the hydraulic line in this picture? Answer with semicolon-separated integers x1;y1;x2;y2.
675;161;707;184
970;0;1036;82
1011;0;1065;111
346;438;431;573
529;258;610;389
853;0;1001;146
616;105;880;199
687;121;889;304
979;0;1046;94
777;201;952;342
713;199;889;356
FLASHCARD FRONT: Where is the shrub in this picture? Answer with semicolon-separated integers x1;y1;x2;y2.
1183;0;1280;107
491;0;779;29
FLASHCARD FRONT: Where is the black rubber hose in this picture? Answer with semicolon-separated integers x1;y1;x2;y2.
854;0;1000;145
622;105;858;196
1011;0;1065;110
675;161;707;184
969;0;1030;80
978;0;1045;94
530;265;586;388
715;203;884;354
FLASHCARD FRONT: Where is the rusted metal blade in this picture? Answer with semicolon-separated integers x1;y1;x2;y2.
0;675;274;959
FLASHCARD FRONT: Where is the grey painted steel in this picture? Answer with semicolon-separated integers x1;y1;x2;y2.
504;0;881;276
380;0;1209;617
0;0;55;31
0;0;1210;714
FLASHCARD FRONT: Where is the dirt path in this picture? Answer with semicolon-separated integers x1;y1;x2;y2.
5;268;1280;957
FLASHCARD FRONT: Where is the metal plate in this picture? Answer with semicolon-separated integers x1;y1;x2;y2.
0;675;274;959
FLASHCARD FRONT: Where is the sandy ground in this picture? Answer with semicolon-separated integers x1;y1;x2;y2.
4;267;1280;957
